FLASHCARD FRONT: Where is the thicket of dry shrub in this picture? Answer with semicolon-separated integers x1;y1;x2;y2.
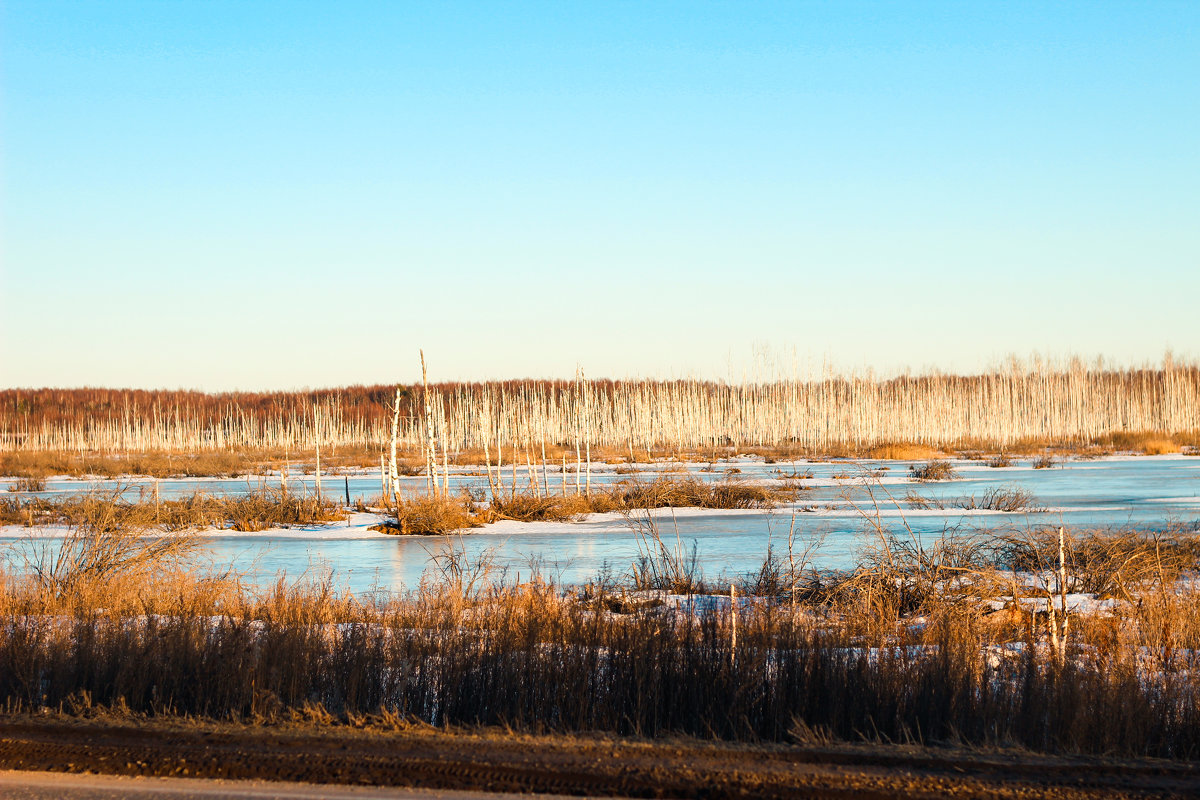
0;553;1197;757
490;493;595;522
957;487;1043;512
995;525;1200;597
908;460;957;481
375;494;486;536
372;476;802;535
2;506;1200;758
0;486;345;532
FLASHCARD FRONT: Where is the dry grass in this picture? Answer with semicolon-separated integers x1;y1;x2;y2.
1141;438;1179;455
490;493;594;522
908;460;957;481
996;525;1200;597
489;475;801;522
958;487;1043;512
863;442;941;461
1;525;1199;757
2;501;1200;758
0;445;396;481
1098;431;1192;454
608;476;792;510
374;494;487;536
0;450;257;480
0;486;346;532
4;431;1198;485
384;479;801;534
222;489;347;531
0;476;798;538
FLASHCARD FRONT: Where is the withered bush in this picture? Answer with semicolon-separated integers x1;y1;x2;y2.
909;460;957;481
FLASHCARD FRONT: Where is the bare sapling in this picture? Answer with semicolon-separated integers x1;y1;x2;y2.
497;438;506;499
482;414;498;500
540;423;550;498
420;350;436;496
379;452;387;502
584;370;592;498
1024;525;1072;664
441;412;450;495
1055;525;1070;661
574;370;583;496
389;385;402;501
526;448;539;498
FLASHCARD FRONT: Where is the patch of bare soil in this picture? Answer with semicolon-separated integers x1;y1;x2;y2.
0;715;1196;799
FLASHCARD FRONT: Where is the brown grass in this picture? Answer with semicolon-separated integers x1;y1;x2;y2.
0;445;400;481
1098;431;1189;454
0;486;346;531
2;466;1200;759
863;442;941;461
958;487;1043;512
5;431;1199;483
1;518;1199;758
375;494;487;536
908;460;957;481
1141;438;1179;455
400;476;802;531
490;493;595;522
1;475;799;539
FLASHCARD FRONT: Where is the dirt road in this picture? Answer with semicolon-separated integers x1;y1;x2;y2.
1;772;574;799
0;715;1197;799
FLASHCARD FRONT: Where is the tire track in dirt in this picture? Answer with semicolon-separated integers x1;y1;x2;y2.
0;717;1197;799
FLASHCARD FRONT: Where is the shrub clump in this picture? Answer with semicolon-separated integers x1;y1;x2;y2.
372;494;487;536
909;460;957;481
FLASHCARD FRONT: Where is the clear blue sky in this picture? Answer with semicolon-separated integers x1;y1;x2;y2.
2;1;1197;389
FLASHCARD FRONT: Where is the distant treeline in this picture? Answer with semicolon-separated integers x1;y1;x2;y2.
3;361;1198;453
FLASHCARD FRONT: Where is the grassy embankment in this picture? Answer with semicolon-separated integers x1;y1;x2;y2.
1;494;1198;760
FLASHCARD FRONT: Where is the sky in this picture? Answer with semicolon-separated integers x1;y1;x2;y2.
1;1;1197;390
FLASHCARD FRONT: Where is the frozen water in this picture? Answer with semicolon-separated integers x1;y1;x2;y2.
2;455;1198;593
